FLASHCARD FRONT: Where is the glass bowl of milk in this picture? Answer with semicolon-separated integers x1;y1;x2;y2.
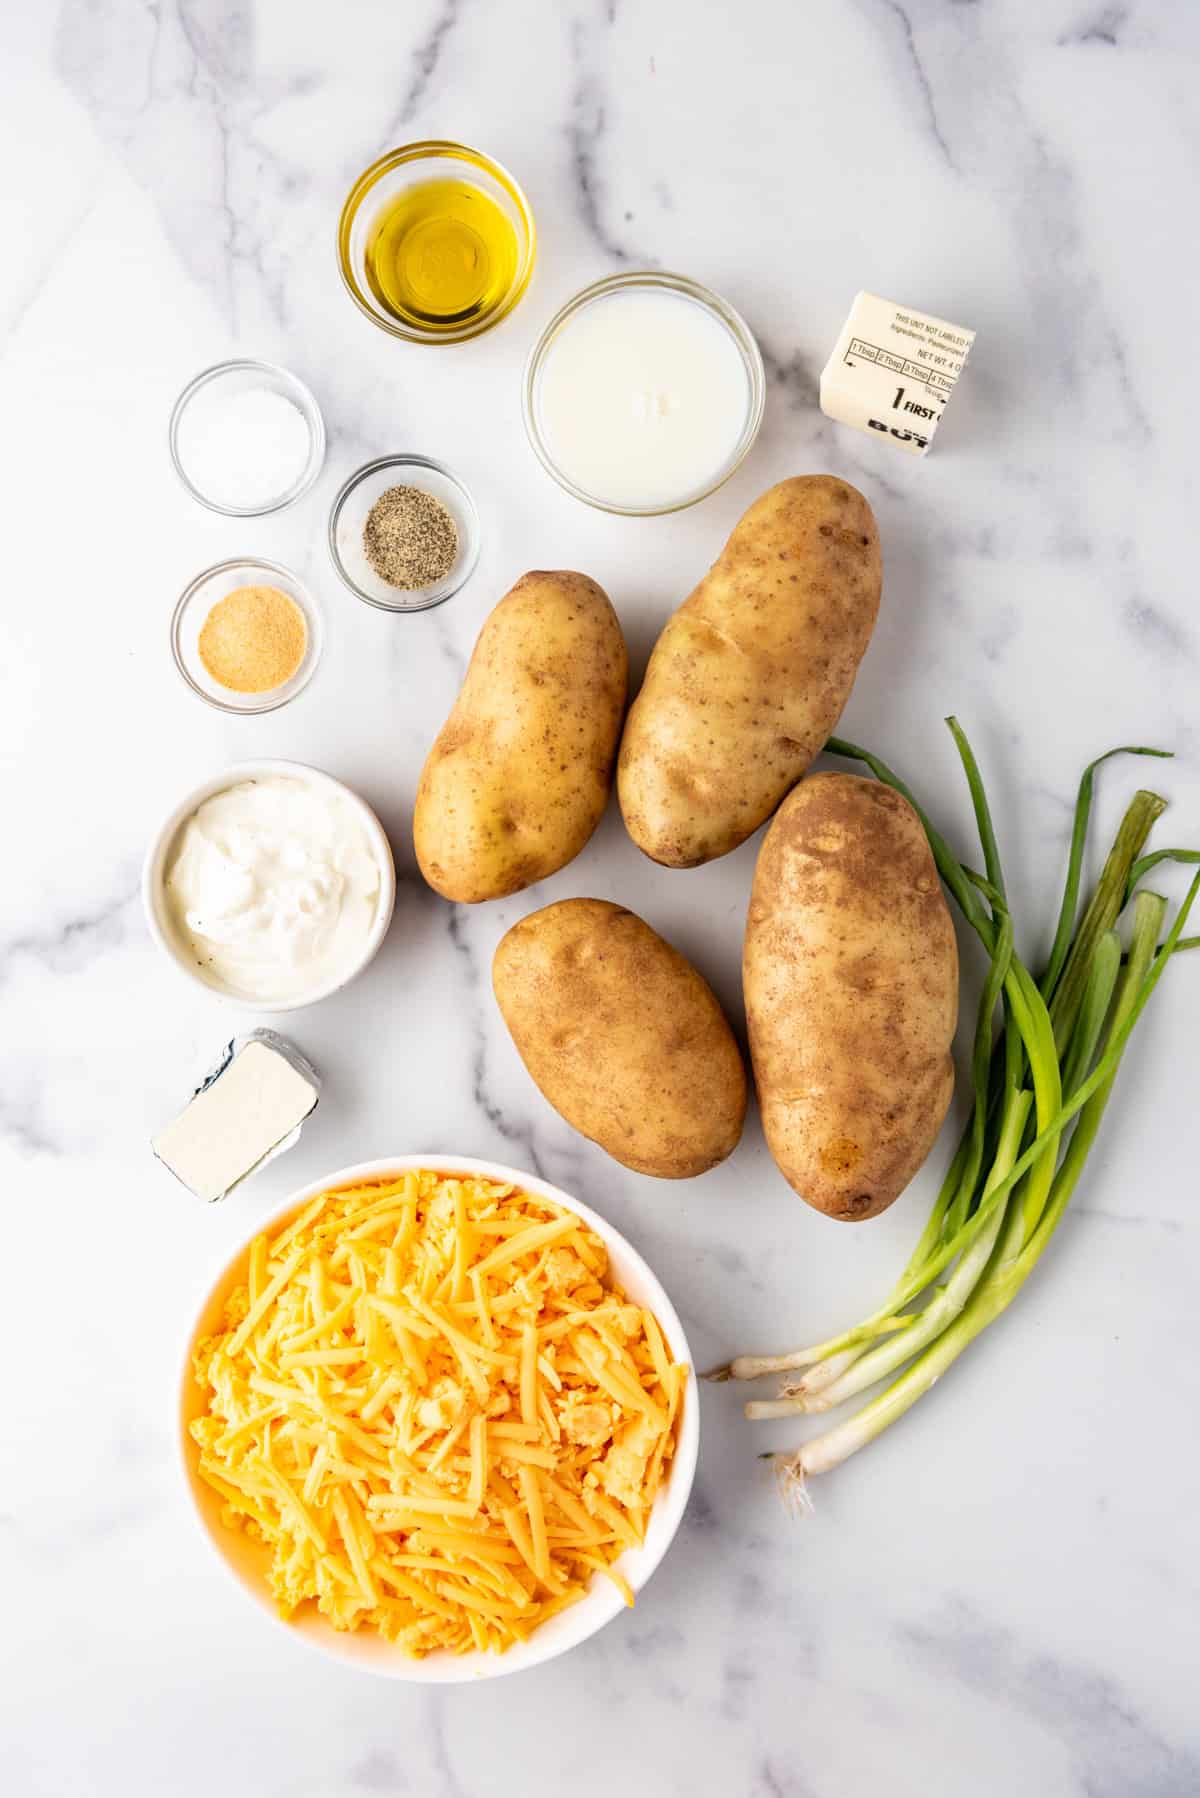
523;271;765;516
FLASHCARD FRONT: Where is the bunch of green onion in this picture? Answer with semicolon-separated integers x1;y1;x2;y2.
712;721;1199;1494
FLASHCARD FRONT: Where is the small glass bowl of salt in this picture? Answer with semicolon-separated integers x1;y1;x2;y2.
169;359;325;517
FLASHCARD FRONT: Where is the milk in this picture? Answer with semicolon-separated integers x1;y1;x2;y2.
534;288;753;511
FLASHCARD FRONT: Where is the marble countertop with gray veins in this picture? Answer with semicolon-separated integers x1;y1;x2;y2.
3;3;1198;1795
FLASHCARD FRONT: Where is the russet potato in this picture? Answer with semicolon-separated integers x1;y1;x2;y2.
493;898;747;1179
744;772;958;1220
618;476;882;868
414;573;628;903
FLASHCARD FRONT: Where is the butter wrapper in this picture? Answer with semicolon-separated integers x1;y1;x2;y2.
820;291;975;455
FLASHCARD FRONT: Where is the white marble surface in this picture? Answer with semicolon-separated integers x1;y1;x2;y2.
3;2;1199;1793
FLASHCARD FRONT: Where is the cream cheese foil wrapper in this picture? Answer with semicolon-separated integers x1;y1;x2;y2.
152;1028;320;1203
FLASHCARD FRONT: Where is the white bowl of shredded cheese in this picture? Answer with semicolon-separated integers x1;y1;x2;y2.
179;1156;700;1681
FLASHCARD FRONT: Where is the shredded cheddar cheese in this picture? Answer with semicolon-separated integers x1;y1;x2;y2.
190;1171;687;1657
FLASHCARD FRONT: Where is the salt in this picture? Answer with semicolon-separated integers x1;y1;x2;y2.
176;383;313;510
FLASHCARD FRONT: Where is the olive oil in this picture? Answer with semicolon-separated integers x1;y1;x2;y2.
364;178;519;332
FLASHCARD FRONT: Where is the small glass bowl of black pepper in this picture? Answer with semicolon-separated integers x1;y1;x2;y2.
328;454;481;612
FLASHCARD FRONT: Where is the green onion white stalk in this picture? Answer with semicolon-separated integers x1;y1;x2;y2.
710;722;1199;1497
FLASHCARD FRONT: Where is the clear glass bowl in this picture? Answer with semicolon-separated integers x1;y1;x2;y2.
171;557;323;714
168;360;325;516
522;270;766;516
328;455;480;613
337;140;536;345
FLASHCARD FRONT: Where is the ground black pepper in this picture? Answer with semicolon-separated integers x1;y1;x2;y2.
363;485;458;589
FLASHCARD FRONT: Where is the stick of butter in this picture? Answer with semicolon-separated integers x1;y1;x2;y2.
153;1030;320;1203
820;292;975;456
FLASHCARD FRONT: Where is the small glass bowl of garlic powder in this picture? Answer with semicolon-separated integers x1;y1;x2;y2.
172;557;324;715
169;359;325;516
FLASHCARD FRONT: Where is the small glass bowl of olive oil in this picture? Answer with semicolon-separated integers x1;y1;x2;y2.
338;141;536;344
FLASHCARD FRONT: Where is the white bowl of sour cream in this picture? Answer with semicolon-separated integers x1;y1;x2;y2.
143;761;396;1011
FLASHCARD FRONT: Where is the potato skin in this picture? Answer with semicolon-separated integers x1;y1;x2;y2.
493;898;747;1179
414;573;628;903
744;773;958;1220
617;476;881;868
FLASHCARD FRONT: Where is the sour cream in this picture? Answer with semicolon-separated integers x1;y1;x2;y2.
530;280;760;512
163;775;382;1003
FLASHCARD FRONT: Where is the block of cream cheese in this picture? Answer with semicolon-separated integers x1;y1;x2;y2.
820;292;975;456
153;1030;319;1203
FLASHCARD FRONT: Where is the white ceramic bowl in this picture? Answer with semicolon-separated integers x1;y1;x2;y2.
179;1155;699;1682
142;760;396;1013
